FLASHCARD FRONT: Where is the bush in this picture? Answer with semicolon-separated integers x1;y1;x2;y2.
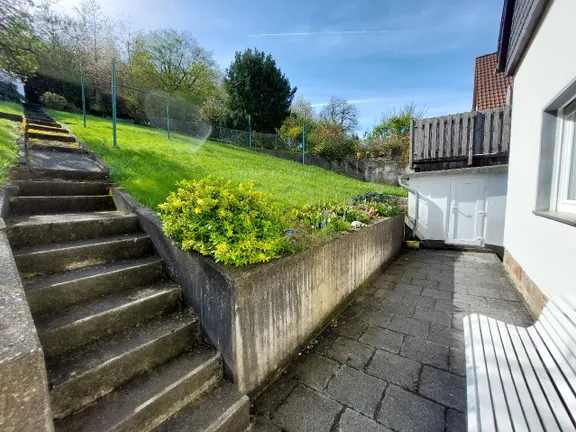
159;177;293;266
40;92;69;110
353;192;401;206
293;200;401;233
309;123;356;160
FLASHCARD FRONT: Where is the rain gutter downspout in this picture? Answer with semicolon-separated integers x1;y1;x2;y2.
398;175;419;239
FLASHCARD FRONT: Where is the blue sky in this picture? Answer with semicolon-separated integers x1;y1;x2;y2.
61;0;504;133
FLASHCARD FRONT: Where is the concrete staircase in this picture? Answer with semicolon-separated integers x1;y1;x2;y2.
24;105;78;148
4;111;250;432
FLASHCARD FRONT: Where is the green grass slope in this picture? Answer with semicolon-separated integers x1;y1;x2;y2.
49;110;407;210
0;119;20;183
0;100;24;116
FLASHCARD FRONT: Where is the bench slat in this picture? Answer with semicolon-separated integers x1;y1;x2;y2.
487;318;529;431
551;297;576;333
496;321;543;432
464;316;480;432
479;315;513;431
465;296;576;432
560;295;576;312
517;326;567;430
538;314;576;390
465;314;497;431
544;302;576;360
531;323;576;427
507;324;561;431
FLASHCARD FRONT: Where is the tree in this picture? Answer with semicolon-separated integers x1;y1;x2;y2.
201;85;227;125
0;0;41;79
73;0;116;72
223;48;296;133
368;103;426;141
290;95;314;120
366;103;426;161
320;97;359;133
128;29;218;105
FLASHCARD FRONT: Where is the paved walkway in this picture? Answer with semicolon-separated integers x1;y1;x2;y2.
252;249;533;432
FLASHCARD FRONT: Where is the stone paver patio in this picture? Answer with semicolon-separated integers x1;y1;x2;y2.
251;249;533;432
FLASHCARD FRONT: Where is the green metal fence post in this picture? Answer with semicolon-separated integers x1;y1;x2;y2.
166;94;171;139
302;125;305;165
81;73;87;127
248;115;252;149
111;59;117;147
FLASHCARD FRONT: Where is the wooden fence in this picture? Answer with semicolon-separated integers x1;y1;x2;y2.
410;106;511;168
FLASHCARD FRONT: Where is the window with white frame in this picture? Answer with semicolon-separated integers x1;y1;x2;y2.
554;98;576;213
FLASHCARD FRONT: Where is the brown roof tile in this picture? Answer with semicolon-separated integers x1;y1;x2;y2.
473;53;514;111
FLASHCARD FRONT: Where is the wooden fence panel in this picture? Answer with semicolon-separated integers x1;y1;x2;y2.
411;106;511;164
483;109;493;154
501;106;511;153
438;117;445;158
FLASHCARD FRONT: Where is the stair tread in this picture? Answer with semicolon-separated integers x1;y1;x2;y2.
54;348;221;432
35;280;179;334
13;232;149;256
23;256;163;294
8;211;135;228
154;382;249;432
12;179;111;185
47;311;198;389
12;194;111;199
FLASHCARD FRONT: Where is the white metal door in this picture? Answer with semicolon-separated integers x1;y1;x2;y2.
447;179;486;246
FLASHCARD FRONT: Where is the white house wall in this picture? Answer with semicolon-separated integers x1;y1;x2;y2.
407;172;507;247
503;0;576;299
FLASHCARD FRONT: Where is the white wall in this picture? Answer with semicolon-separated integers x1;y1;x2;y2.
504;0;576;298
407;171;508;246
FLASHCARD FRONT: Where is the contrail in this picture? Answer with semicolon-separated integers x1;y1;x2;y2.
249;30;390;37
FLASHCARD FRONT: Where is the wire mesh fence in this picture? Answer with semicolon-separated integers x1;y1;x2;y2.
63;60;311;155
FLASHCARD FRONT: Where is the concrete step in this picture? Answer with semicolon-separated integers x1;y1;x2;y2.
6;211;139;249
10;195;115;215
14;233;152;275
154;382;250;432
10;167;108;181
54;348;222;432
49;312;200;419
28;131;76;143
26;124;68;133
12;180;111;196
36;281;181;357
28;142;84;153
27;119;60;128
24;256;164;316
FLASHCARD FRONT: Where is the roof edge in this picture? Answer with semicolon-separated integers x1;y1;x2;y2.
496;0;515;73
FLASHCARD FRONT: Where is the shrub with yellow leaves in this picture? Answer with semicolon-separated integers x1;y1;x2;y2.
158;177;293;266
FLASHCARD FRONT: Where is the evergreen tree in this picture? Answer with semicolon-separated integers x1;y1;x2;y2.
223;49;296;133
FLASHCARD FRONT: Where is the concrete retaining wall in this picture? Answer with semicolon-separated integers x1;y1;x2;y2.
258;149;406;185
0;189;53;432
113;186;404;395
227;214;405;394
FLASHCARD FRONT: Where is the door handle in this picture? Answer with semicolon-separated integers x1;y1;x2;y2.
478;211;485;215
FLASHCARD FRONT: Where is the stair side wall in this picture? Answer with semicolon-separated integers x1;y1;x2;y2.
113;187;405;396
0;189;54;432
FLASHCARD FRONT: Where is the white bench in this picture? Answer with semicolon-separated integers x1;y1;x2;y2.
464;296;576;431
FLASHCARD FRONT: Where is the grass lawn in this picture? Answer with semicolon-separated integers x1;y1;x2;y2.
49;110;407;210
0;100;24;116
0;119;20;184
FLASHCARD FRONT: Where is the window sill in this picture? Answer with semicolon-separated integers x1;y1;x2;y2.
533;210;576;227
